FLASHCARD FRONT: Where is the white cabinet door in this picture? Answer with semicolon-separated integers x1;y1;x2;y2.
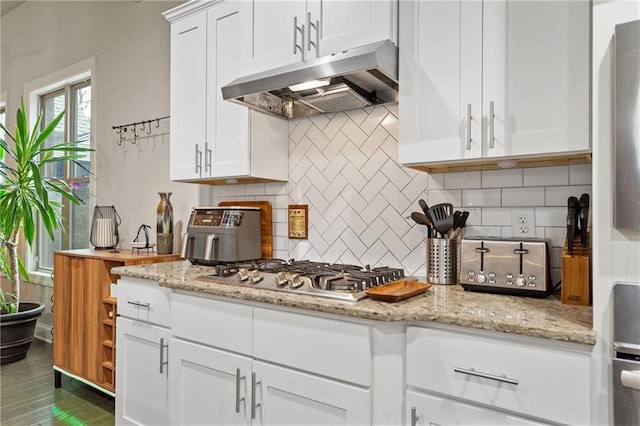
169;338;253;426
252;361;371;426
406;390;547;426
398;0;483;164
169;11;207;181
115;318;170;425
482;0;590;158
249;0;396;74
399;0;590;167
249;1;307;74
206;2;251;178
307;0;397;58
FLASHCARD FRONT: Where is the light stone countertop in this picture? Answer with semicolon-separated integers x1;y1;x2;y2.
112;260;596;345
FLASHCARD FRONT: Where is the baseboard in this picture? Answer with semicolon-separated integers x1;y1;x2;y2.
35;322;53;344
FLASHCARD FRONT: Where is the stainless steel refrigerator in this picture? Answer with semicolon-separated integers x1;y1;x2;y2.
615;20;640;229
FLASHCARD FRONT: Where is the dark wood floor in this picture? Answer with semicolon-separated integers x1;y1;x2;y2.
1;339;115;426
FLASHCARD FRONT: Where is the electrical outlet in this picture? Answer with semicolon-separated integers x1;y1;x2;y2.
511;208;536;237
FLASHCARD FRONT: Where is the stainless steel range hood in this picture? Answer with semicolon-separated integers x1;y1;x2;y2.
221;40;398;119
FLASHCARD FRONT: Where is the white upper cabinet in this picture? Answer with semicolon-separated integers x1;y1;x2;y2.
248;0;398;75
166;1;288;183
399;0;590;168
169;12;207;181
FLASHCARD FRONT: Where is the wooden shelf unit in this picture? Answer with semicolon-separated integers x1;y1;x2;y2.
53;249;182;395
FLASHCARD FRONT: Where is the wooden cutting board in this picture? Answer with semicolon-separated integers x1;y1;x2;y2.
365;280;431;302
218;201;273;259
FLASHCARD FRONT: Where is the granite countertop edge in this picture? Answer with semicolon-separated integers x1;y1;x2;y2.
112;261;596;346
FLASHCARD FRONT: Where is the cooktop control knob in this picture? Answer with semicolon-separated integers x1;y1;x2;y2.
476;274;487;284
249;270;263;284
289;274;304;289
275;272;289;287
516;277;526;287
237;268;250;282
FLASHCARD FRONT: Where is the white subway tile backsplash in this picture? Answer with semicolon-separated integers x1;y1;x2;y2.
345;108;369;127
245;184;265;196
523;166;569;186
481;208;513;226
569;164;592;185
426;189;461;207
545;186;592;206
198;103;599;280
462;189;501;207
535;207;567;227
481;169;523;188
341;120;368;146
361;126;389;154
502;187;545;206
444;171;482;189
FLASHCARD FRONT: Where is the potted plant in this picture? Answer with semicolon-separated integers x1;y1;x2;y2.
0;98;91;364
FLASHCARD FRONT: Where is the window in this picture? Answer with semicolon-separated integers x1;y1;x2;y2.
36;81;92;271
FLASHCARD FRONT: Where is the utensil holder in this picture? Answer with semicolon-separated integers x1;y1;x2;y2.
426;238;457;285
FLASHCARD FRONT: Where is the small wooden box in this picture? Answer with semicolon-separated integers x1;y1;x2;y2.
561;234;591;306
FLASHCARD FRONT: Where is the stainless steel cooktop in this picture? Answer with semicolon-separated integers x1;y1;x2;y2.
195;259;410;302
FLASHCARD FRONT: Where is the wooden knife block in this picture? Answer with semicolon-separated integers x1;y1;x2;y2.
561;233;591;306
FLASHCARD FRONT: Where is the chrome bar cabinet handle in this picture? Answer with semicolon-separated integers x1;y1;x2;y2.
489;100;495;149
454;366;519;386
195;143;202;174
235;368;245;413
293;17;304;56
126;300;150;309
159;338;168;374
411;406;419;426
251;372;261;419
307;12;319;54
204;142;212;173
466;104;472;150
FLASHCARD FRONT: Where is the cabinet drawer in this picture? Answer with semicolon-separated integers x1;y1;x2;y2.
253;308;372;387
406;326;590;425
171;292;253;355
117;278;172;327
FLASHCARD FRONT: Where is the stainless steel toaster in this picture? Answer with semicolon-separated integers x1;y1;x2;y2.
460;237;551;297
181;207;262;265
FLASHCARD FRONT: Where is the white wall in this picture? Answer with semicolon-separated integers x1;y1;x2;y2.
0;0;201;332
592;1;640;424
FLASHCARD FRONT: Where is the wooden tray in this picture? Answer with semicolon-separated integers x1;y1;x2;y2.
365;280;431;302
218;201;273;259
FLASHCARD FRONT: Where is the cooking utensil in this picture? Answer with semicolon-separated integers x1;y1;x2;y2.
427;203;455;238
450;210;470;240
409;212;434;238
579;193;590;248
448;211;461;238
418;199;430;217
566;196;579;254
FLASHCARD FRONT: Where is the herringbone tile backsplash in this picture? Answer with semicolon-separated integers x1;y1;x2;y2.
210;103;592;281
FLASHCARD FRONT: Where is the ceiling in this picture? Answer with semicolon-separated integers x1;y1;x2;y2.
1;1;25;17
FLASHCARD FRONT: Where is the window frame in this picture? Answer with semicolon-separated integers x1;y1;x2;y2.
23;57;96;286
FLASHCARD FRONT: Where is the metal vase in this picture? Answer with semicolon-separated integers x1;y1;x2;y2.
156;192;174;254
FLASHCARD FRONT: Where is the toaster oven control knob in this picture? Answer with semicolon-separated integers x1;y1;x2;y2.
516;277;527;287
237;268;250;282
275;272;289;287
289;274;304;289
476;274;487;284
249;270;263;284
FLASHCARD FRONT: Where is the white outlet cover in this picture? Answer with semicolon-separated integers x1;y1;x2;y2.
511;208;536;237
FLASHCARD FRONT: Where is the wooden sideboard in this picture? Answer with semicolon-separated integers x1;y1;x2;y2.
53;249;181;395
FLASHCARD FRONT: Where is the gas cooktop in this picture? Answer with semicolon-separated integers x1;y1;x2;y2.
195;259;412;302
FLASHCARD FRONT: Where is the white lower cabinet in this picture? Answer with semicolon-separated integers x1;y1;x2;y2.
406;326;591;425
169;338;252;426
115;317;170;425
253;361;371;425
406;391;546;426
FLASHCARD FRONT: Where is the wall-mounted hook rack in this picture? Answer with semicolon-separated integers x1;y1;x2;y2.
113;115;169;146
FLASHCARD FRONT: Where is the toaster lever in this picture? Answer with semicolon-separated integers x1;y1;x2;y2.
514;248;529;255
